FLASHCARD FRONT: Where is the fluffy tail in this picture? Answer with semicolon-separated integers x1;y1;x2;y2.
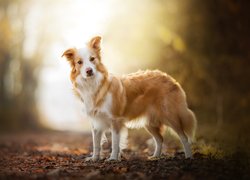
180;109;197;143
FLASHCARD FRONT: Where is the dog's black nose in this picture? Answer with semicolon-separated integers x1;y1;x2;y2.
86;68;93;76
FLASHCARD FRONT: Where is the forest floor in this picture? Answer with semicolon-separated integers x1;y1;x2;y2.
0;131;249;180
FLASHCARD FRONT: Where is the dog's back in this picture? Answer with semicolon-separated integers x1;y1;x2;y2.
111;70;196;141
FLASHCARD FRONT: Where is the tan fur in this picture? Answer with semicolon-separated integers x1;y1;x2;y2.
62;36;197;159
108;70;197;142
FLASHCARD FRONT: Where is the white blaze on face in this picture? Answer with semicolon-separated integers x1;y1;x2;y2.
78;47;96;79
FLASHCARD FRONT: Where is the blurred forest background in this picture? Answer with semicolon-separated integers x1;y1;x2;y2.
0;0;249;154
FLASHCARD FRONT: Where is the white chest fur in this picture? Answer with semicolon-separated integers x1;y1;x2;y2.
83;91;113;130
82;92;113;118
75;75;113;128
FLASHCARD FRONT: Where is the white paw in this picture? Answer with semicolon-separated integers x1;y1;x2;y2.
106;156;119;162
185;154;193;159
100;154;106;160
84;156;99;162
148;156;161;160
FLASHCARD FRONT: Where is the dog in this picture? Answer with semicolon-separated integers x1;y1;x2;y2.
62;36;197;161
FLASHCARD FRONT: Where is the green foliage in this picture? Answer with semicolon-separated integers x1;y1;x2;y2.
193;142;225;159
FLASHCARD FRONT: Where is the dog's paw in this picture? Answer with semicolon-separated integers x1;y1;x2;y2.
148;156;162;161
100;155;106;160
84;156;99;162
106;157;120;162
185;155;193;159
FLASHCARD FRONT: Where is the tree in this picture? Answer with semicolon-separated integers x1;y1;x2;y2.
0;0;42;131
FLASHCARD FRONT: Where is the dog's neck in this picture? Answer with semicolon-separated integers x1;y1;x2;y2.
75;72;112;112
76;72;104;93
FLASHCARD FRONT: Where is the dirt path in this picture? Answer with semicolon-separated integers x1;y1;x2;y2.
0;131;249;179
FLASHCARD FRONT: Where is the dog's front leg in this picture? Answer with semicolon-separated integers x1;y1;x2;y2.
108;127;120;161
85;128;102;161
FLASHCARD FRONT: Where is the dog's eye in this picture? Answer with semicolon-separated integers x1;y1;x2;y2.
89;56;95;62
77;60;83;65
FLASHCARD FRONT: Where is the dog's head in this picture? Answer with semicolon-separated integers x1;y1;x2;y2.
62;36;107;83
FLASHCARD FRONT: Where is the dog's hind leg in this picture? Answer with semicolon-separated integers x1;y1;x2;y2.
166;115;193;158
178;108;196;158
177;131;192;158
145;125;163;158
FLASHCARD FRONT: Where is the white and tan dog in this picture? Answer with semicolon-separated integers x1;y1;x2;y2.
62;36;197;161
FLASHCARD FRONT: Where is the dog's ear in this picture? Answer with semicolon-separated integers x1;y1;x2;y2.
61;48;76;60
89;36;102;51
61;48;77;67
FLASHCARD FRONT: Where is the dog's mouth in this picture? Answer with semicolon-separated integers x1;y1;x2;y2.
86;73;94;77
85;74;95;80
86;72;95;77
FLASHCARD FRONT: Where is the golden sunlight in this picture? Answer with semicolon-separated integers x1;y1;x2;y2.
36;0;116;131
27;0;182;131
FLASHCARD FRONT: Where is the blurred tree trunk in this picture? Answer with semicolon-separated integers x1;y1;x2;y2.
155;0;250;123
0;0;42;131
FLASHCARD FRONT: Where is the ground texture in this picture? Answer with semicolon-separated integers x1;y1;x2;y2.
0;131;249;180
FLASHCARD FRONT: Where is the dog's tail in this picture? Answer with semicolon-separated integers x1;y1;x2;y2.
180;108;197;143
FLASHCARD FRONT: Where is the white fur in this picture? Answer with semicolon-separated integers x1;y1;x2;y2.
91;128;102;160
125;116;148;129
98;92;113;118
75;73;113;126
75;72;103;115
109;128;120;160
78;47;97;79
119;127;128;150
74;54;115;161
151;132;162;157
89;93;113;133
179;135;192;158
